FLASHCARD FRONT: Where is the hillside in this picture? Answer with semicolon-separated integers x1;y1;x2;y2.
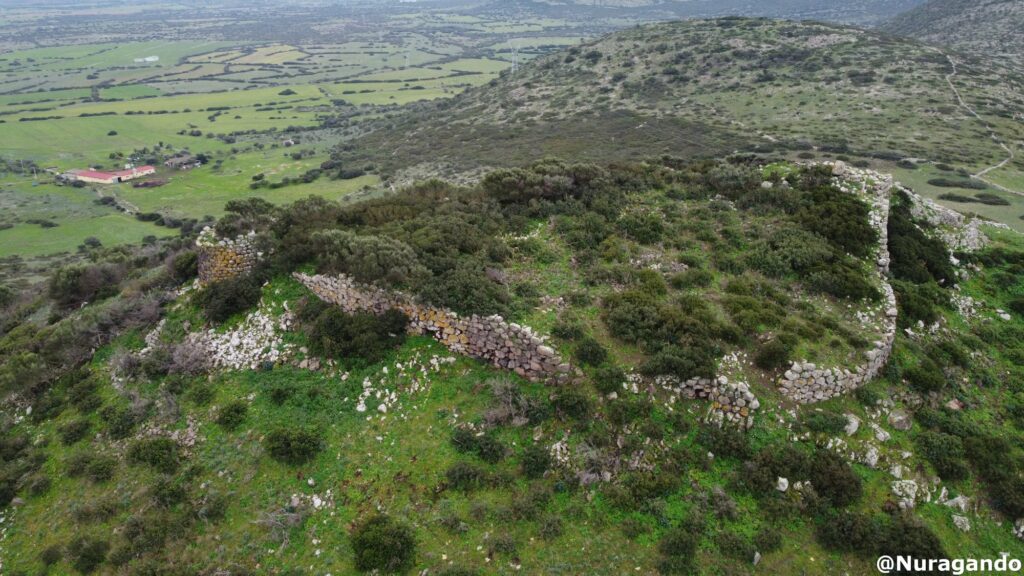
340;18;1024;228
881;0;1024;59
523;0;926;24
3;153;1024;574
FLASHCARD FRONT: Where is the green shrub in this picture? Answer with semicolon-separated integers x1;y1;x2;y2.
264;428;322;465
809;450;862;508
40;544;62;566
803;411;848;434
715;531;754;561
67;536;109;574
905;359;946;393
216;401;248;431
451;428;506;464
552;388;592;420
169;251;198;282
521;444;551;479
86;456;117;483
312;229;426;287
575;336;608;366
815;511;883;556
351;514;417;573
128;437;180;474
66;452;94;477
754;529;783;553
670;268;714;290
754;335;797;371
306;307;407;364
59;418;92;445
592;365;626;395
445;462;487;492
697;425;750;460
916;431;968;481
195;273;262;323
656;520;702;575
48;263;125;308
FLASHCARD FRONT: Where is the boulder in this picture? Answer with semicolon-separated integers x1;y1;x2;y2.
888;409;912;431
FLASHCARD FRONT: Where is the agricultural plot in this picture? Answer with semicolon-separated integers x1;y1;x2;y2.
0;179;172;258
115;150;380;218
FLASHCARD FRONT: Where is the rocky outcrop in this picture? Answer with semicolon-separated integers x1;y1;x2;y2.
294;272;573;384
777;163;898;404
907;189;992;252
196;227;260;285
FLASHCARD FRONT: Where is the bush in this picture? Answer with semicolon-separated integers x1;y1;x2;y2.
59;418;92;445
306;307;408;364
128;437;180;474
67;536;109;574
264;428;322;465
169;251;198;282
195;273;262;323
552;388;592;420
905;359;946;393
803;411;848;435
451;428;506;464
86;456;117;483
445;462;487;492
809;450;862;508
575;336;608;366
49;263;125;308
916;431;968;481
312;229;426;287
592;364;626;395
40;544;62;566
217;401;248;431
521;444;551;479
754;335;797;371
657;521;702;575
816;510;883;556
351;514;416;573
697;425;750;460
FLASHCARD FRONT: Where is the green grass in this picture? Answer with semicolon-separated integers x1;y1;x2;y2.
0;213;173;257
114;151;380;218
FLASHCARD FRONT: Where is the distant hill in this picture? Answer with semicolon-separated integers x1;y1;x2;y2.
881;0;1024;59
341;18;1024;183
507;0;926;25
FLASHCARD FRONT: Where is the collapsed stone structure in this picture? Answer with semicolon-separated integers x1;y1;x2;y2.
777;163;899;404
196;227;260;285
654;374;759;429
294;272;574;383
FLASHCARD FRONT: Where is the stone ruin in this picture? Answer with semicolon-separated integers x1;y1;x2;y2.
196;227;260;285
654;374;760;429
294;272;574;384
777;163;899;404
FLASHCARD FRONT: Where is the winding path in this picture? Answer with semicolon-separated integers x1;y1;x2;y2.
944;54;1022;196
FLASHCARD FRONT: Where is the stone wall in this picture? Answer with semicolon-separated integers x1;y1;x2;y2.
777;163;899;404
294;272;574;384
196;227;260;285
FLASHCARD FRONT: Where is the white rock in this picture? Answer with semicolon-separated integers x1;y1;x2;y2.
844;414;860;436
776;477;789;492
952;515;970;532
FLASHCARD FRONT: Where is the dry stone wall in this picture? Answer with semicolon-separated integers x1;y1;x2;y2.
196;227;260;285
777;163;899;404
294;272;573;383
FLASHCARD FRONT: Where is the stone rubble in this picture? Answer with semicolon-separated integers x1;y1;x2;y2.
187;301;294;370
294;272;573;384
